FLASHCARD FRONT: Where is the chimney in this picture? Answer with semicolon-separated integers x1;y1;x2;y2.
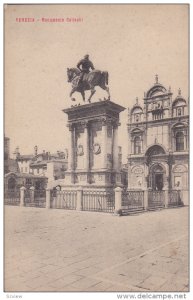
34;145;38;156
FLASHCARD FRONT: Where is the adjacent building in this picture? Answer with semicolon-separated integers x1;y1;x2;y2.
4;141;68;193
5;172;48;191
127;76;189;204
14;146;34;174
13;145;68;182
30;150;68;181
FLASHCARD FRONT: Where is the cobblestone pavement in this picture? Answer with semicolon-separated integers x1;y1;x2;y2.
4;206;189;292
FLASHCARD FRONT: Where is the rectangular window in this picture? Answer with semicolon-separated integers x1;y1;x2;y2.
134;136;141;154
176;132;184;151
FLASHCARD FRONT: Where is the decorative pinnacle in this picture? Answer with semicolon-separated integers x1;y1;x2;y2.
178;88;181;96
168;86;171;92
155;74;159;84
136;97;139;105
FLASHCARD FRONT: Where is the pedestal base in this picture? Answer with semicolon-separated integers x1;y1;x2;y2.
63;169;123;188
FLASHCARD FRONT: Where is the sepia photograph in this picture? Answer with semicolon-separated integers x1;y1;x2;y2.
4;3;189;296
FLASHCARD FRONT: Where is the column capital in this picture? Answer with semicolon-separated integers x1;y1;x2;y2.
67;122;75;171
77;186;83;192
72;120;90;131
67;123;74;131
100;116;112;127
99;117;120;127
80;120;89;129
20;186;26;191
112;120;121;129
114;186;123;192
101;117;108;126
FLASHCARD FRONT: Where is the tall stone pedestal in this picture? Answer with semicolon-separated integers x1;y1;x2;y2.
63;100;125;188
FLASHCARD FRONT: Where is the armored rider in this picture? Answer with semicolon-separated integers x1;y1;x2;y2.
77;54;95;85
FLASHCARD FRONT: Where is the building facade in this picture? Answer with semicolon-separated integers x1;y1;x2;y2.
127;76;189;204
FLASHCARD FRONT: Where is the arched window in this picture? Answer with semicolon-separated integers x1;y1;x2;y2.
131;106;143;124
135;114;140;122
177;108;182;116
134;136;141;154
176;132;184;151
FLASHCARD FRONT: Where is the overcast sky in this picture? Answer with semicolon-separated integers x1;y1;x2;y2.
4;4;189;163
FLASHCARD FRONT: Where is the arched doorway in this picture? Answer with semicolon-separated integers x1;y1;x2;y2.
8;177;16;190
149;164;165;191
145;145;166;190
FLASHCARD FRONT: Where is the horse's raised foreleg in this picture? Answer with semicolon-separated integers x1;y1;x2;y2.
88;88;96;103
69;87;77;101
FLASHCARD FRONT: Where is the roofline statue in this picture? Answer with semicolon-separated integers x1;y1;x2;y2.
67;55;110;103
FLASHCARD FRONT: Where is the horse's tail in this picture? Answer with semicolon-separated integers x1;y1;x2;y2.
102;71;108;86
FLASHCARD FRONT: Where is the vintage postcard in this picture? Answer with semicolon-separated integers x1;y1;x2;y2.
4;3;189;297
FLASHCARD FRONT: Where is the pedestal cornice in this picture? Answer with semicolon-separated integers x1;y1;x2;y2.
63;100;125;123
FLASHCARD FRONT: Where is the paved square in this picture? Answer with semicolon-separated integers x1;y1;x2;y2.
4;206;189;292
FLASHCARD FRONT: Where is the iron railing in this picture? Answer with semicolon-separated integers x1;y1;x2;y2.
34;189;46;208
122;190;144;211
148;190;165;209
82;190;115;213
168;190;183;207
51;190;77;210
4;189;20;206
25;189;46;208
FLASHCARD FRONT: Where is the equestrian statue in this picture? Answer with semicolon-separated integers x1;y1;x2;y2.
67;55;110;103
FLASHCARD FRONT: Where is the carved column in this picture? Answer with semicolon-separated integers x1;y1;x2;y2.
168;121;172;152
67;123;75;171
101;118;108;169
127;126;131;156
130;136;134;154
82;121;90;171
184;129;188;151
112;122;119;170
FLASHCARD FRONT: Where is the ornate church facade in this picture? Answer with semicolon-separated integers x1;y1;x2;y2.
127;76;189;205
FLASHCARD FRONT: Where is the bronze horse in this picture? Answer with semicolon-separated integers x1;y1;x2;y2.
67;68;110;103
